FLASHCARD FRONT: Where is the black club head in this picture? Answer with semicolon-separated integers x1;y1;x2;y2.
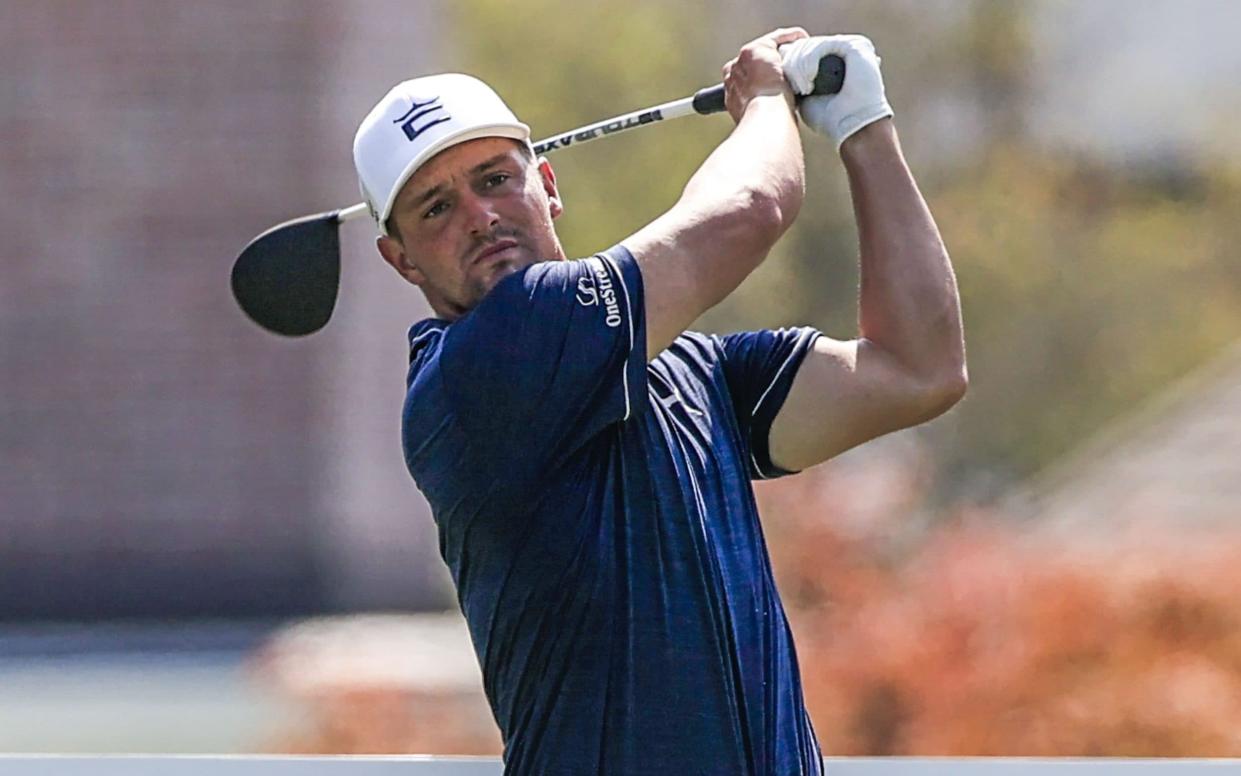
230;210;343;337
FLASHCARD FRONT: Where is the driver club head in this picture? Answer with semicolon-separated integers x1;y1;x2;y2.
230;210;343;337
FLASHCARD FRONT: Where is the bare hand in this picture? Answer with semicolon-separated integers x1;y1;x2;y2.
721;27;808;122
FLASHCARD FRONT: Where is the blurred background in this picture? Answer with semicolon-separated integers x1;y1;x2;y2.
3;0;1240;757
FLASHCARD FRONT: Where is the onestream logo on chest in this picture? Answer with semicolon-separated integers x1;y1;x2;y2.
575;262;622;328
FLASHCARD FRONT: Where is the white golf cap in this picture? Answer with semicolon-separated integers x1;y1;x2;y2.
352;73;531;235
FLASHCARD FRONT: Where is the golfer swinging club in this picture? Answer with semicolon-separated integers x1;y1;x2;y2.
352;28;965;775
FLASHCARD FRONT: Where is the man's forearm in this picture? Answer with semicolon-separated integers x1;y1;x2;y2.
620;29;810;358
682;93;805;238
842;119;966;387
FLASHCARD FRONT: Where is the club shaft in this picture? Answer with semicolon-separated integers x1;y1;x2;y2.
338;202;370;221
532;95;698;156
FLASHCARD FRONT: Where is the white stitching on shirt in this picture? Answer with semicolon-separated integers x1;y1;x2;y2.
753;339;801;419
407;328;442;360
602;253;635;422
750;330;818;476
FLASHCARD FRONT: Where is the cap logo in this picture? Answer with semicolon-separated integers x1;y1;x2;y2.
394;97;451;142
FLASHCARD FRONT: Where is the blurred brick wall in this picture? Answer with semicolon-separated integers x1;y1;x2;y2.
0;1;446;620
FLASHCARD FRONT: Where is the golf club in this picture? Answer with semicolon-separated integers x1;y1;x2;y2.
231;55;844;337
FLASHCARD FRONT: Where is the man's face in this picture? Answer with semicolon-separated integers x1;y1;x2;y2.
378;136;565;319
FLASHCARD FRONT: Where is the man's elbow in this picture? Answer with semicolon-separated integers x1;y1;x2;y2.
898;354;967;426
757;176;803;239
679;176;800;260
720;187;788;257
921;362;968;419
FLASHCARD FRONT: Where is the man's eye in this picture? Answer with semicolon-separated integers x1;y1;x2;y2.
424;201;448;219
485;173;510;187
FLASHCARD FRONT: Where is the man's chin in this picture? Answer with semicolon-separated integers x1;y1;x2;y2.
488;258;524;283
470;260;522;302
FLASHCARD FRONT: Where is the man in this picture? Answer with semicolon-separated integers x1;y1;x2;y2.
352;28;965;775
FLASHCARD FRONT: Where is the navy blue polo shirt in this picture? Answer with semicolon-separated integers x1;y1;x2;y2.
402;245;823;775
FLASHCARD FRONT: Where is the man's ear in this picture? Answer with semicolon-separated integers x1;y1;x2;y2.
377;234;426;286
537;157;564;220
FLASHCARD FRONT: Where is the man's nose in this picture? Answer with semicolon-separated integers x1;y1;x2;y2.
460;191;500;236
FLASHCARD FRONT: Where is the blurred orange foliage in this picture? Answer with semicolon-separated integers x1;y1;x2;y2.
759;469;1241;756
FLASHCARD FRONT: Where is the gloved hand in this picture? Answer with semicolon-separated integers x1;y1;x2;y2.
780;34;894;151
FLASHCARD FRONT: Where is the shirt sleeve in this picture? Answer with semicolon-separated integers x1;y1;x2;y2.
717;327;821;480
438;244;647;472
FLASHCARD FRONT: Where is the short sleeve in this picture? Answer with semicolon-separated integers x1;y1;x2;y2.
717;327;821;480
439;245;647;470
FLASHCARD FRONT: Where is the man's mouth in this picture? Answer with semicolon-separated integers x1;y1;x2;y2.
472;240;521;265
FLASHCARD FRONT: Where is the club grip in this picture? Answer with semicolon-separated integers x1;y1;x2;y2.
691;54;845;115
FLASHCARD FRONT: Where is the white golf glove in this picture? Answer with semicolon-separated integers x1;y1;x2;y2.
781;34;894;151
